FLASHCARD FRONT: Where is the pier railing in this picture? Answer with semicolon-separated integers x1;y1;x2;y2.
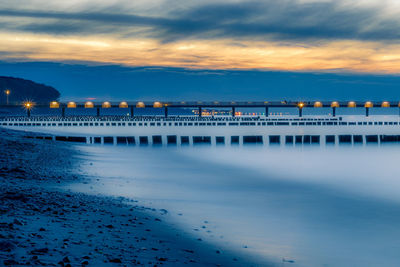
1;100;399;117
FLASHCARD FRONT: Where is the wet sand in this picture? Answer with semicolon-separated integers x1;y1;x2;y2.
0;129;268;266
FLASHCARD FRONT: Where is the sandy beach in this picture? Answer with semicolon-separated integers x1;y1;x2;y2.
0;129;267;266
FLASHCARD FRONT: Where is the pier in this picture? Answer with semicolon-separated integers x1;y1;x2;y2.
2;100;400;148
1;100;399;118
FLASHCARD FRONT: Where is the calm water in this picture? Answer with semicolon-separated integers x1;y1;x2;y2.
69;145;400;267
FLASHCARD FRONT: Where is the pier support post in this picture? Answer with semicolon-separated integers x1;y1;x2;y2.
199;107;202;117
265;106;269;117
27;109;31;117
130;106;134;117
164;107;168;118
96;107;100;117
332;107;336;117
366;107;369;117
61;107;65;117
232;107;235;117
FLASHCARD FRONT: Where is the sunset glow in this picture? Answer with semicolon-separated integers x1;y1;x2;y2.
2;34;400;73
1;0;400;73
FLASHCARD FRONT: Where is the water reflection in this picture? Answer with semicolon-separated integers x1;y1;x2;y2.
70;145;400;267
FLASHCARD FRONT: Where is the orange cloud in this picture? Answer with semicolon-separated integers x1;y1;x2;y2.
1;33;400;74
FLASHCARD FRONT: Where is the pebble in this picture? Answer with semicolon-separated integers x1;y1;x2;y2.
109;258;122;263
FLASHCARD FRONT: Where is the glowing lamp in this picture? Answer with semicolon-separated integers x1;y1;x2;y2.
24;101;33;109
102;101;111;108
381;101;390;108
297;102;305;108
136;102;145;108
5;89;10;95
119;101;128;108
330;101;339;108
314;101;323;108
49;101;59;108
67;102;76;108
84;101;94;108
364;101;373;108
153;101;163;108
348;101;356;108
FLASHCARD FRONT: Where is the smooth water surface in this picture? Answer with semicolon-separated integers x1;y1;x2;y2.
69;145;400;267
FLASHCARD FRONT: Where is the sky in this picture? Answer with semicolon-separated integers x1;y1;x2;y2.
0;0;400;100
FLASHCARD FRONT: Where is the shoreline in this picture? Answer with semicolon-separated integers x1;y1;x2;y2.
0;129;269;266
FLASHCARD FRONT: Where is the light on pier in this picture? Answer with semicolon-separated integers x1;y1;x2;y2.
297;102;305;117
23;101;34;117
23;101;33;109
136;102;145;108
330;101;339;108
348;101;356;108
330;101;339;117
119;101;128;108
67;102;76;108
364;101;373;117
364;101;373;108
84;101;94;108
153;102;163;108
102;102;111;108
49;101;59;108
314;101;323;107
381;101;390;108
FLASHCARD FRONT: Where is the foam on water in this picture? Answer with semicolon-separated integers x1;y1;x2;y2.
69;145;400;267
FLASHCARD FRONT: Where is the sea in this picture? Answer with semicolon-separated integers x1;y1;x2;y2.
68;145;400;267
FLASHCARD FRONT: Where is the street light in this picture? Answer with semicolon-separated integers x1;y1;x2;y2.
297;102;305;117
4;89;10;105
23;101;34;117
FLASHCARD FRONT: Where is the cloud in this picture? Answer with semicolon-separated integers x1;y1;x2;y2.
0;0;399;42
1;0;400;73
